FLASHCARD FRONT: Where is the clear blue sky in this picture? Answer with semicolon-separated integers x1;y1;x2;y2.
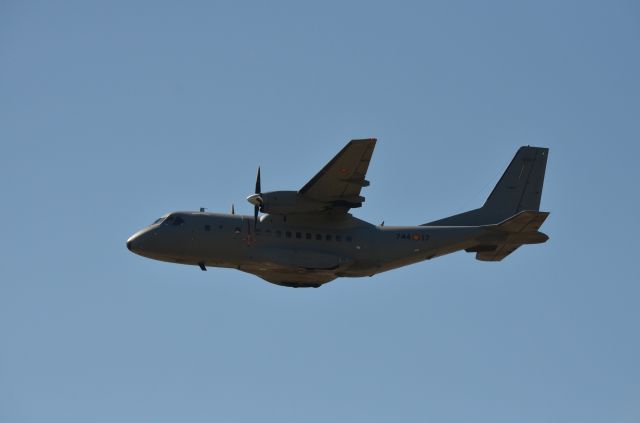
1;1;639;422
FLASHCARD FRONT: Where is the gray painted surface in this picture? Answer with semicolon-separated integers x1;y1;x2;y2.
127;141;550;288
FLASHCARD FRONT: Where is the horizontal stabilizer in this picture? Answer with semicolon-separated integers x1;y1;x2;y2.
491;210;549;233
475;245;522;262
471;210;550;261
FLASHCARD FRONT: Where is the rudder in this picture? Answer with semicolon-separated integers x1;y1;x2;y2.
423;146;549;226
482;146;548;218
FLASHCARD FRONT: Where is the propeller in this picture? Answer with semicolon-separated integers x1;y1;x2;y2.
246;166;262;230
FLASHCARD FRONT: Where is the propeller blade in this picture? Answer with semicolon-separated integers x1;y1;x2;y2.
255;166;261;194
254;204;259;231
253;167;261;231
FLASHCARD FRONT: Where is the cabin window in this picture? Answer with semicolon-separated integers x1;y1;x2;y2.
306;233;312;240
256;228;262;235
218;225;223;229
172;216;185;226
265;229;272;236
315;234;322;241
335;235;342;242
326;234;332;241
346;235;352;242
276;230;282;238
204;225;211;231
234;227;241;234
152;217;164;224
296;232;302;239
286;231;292;238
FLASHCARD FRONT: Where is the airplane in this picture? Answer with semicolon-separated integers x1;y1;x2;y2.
127;139;550;288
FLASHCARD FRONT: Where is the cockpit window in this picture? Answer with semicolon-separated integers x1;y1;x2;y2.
163;215;185;226
152;213;171;225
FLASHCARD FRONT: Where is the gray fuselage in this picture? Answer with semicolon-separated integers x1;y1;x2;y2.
126;144;549;287
127;211;483;287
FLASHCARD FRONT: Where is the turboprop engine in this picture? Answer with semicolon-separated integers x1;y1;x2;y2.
245;167;330;229
247;190;327;215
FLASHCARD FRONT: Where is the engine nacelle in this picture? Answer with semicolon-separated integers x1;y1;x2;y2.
248;190;328;215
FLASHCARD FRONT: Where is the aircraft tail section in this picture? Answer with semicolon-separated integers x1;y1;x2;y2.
465;210;550;261
423;146;549;226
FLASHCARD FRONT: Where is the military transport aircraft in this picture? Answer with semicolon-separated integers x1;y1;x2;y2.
127;139;549;288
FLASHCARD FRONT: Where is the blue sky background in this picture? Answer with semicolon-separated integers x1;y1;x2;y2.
1;1;639;422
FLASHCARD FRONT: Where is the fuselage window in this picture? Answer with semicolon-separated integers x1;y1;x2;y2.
204;225;211;231
326;234;332;241
295;232;302;239
152;217;164;224
218;225;223;229
265;229;272;236
256;228;262;235
286;231;292;238
335;235;342;242
315;234;322;241
346;235;352;242
276;230;282;238
172;216;185;226
234;227;241;234
306;233;312;240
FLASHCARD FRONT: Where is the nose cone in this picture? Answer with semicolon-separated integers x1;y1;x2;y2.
127;230;148;255
126;234;139;253
127;227;163;258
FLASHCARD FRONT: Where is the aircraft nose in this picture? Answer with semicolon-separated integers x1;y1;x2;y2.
126;233;140;253
127;227;162;257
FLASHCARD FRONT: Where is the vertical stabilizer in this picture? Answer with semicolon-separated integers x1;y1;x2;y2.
423;146;549;226
483;146;548;217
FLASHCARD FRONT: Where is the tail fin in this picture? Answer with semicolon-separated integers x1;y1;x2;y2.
423;146;549;226
466;211;550;261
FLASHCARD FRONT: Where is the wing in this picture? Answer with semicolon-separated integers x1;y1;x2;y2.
299;138;376;213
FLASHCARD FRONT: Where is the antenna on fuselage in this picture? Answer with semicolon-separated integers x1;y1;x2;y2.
231;204;235;215
380;220;385;226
